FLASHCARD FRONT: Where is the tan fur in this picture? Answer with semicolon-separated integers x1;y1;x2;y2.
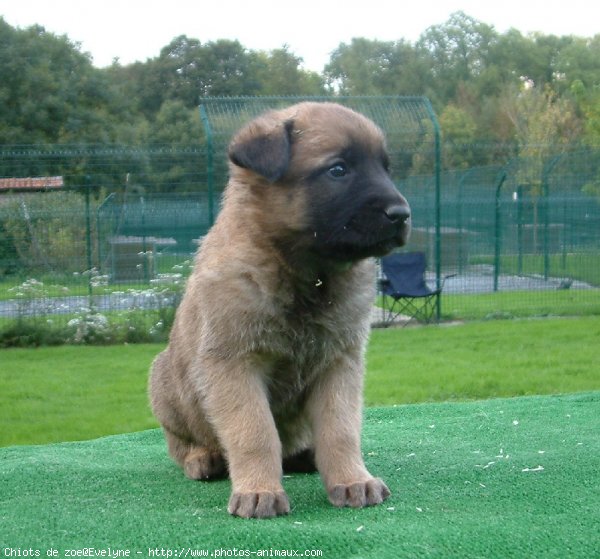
149;102;409;518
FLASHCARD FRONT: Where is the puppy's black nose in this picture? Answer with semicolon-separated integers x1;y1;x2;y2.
384;205;411;224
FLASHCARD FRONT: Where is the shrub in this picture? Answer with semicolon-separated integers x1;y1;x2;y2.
0;268;186;347
0;191;97;275
67;308;113;344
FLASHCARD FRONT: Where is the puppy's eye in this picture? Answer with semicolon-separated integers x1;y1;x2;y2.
328;162;348;179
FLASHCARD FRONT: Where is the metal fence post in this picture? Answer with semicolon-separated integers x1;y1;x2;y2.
141;195;149;282
517;185;524;276
85;175;93;299
494;170;508;292
542;154;564;281
423;98;442;320
199;104;215;227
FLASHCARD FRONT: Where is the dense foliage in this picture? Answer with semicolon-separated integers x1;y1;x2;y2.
2;11;600;158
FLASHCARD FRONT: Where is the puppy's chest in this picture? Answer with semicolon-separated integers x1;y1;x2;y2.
263;282;363;399
281;277;346;345
276;300;341;369
265;324;337;408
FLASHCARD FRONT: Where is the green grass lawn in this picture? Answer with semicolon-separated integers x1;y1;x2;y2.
1;316;599;447
0;344;159;447
441;288;600;320
365;316;600;404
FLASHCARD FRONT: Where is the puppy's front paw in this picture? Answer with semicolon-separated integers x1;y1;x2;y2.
228;490;290;518
328;477;391;508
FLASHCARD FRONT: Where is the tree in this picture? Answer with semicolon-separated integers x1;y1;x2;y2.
439;104;478;169
4;12;600;165
107;36;265;114
196;39;264;98
571;79;600;145
416;11;497;105
324;38;396;95
102;59;167;118
0;18;125;144
256;46;325;95
570;79;600;198
378;40;430;96
500;83;581;151
500;82;582;244
556;35;600;91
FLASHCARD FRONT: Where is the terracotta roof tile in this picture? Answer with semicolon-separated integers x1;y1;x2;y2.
0;176;64;191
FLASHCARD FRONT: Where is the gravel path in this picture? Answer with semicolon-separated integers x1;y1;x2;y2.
0;264;593;319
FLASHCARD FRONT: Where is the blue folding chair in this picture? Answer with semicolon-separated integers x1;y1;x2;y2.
379;252;452;326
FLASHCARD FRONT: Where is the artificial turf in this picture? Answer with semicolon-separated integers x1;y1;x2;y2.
1;392;598;558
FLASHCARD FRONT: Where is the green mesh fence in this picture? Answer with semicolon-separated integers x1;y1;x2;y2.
1;99;599;345
199;95;440;189
0;145;209;343
0;144;208;279
406;149;600;319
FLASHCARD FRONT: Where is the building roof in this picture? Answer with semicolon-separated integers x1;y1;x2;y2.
0;176;64;192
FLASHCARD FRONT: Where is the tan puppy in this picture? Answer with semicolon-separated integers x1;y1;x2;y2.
149;102;411;518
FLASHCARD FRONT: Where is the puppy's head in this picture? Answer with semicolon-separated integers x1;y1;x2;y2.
228;102;411;262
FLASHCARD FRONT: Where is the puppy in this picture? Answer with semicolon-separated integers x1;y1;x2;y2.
149;102;411;518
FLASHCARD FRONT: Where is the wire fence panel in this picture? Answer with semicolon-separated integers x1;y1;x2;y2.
1;127;599;345
409;150;600;320
0;145;209;344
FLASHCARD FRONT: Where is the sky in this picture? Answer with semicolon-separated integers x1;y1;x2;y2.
1;0;599;72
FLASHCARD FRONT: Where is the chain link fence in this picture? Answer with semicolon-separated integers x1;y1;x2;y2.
1;112;599;345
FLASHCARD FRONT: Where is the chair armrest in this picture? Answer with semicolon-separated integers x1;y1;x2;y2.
440;273;457;289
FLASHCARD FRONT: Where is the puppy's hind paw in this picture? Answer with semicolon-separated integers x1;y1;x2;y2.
328;477;391;508
228;490;290;519
183;448;226;480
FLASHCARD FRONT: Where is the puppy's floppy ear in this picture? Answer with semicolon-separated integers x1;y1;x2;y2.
228;117;294;183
